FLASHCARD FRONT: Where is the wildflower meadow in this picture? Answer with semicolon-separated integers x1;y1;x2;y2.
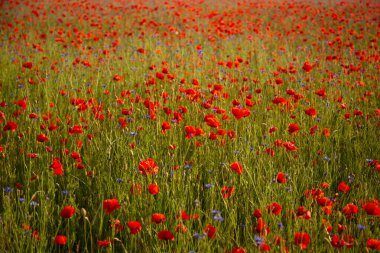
0;0;379;252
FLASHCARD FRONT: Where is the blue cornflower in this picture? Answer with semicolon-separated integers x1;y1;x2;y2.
254;235;265;247
214;215;224;222
30;201;39;207
205;184;214;189
357;224;366;230
193;232;206;240
3;187;13;193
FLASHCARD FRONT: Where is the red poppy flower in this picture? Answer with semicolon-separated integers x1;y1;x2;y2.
294;232;311;250
29;113;39;119
209;132;218;140
317;197;334;207
110;219;124;233
288;124;300;134
204;114;221;128
97;240;111;247
127;221;142;234
22;62;33;69
256;218;268;234
177;211;190;220
342;203;358;219
267;202;282;216
54;235;67;245
265;148;275;157
227;131;235;139
14;99;27;110
32;230;40;240
103;199;121;214
275;78;284;85
310;125;318;135
216;129;227;136
230;162;244;175
282;141;299;151
305;108;317;117
269;127;277;134
36;134;49;142
185;125;196;139
295;206;311;220
302;62;313;73
204;224;217;239
232;247;246;253
3;121;18;132
322;205;333;215
118;118;127;128
337;182;350;193
158;230;174;241
148;183;160;195
354;110;363;116
195;127;205;136
192;78;199;86
113;75;123;81
139;158;159;176
315;88;326;98
272;97;288;105
161;121;170;132
156;72;165;80
50;158;63;176
331;235;345;248
231;107;250;120
70;152;81;159
221;186;235;199
175;223;188;233
367;238;380;250
253;208;262;218
60;206;75;219
276;172;287;183
260;243;271;252
151;213;166;223
362;200;380;216
322;128;330;137
321;182;330;189
68;125;83;134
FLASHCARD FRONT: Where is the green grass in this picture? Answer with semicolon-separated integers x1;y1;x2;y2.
0;0;379;252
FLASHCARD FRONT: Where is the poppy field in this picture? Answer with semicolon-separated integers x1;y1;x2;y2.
0;0;379;252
